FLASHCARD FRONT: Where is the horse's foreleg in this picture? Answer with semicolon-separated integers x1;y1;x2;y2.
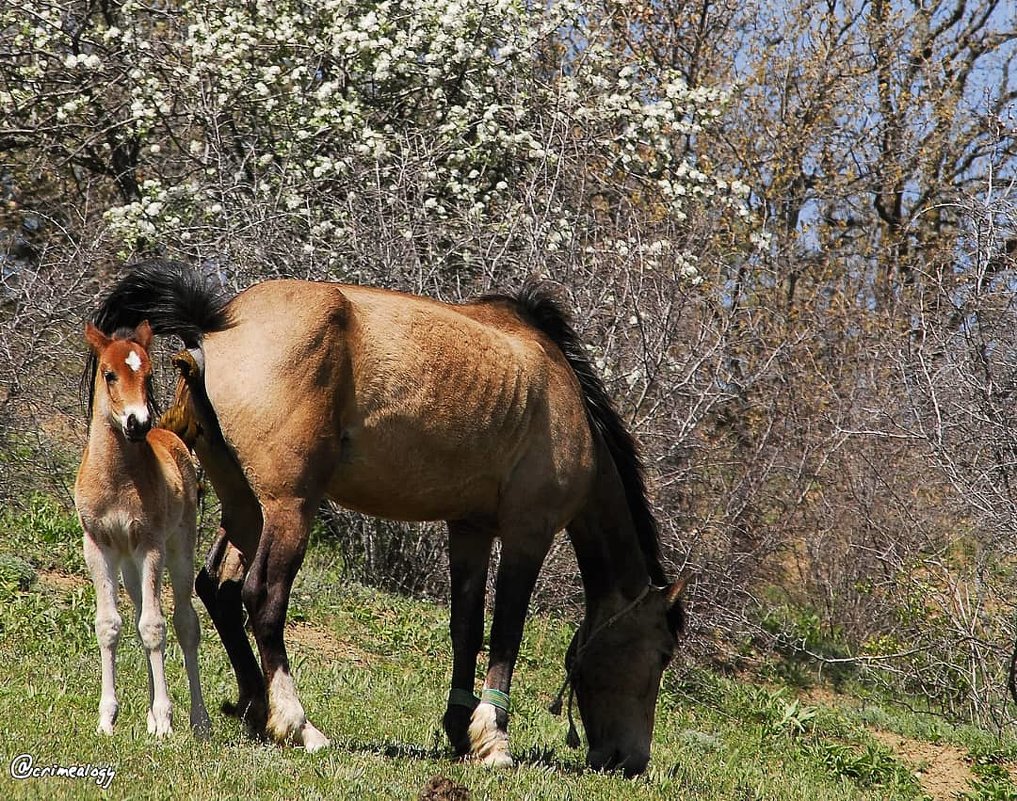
443;523;493;755
468;530;553;767
83;533;122;736
242;499;329;752
167;530;211;737
136;544;172;737
195;527;267;734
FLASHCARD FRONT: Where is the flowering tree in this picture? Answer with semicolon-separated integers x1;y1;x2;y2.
1;0;746;286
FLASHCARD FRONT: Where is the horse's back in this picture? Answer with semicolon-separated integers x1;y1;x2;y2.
200;280;595;526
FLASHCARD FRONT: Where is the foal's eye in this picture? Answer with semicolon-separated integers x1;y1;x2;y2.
103;371;117;384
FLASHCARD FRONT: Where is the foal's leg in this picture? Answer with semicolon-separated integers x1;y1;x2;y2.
135;544;173;737
468;529;554;767
242;498;328;751
443;522;493;755
167;529;211;736
83;533;122;735
195;527;266;732
121;560;153;714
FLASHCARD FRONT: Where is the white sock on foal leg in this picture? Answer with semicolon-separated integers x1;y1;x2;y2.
138;549;172;738
84;536;122;736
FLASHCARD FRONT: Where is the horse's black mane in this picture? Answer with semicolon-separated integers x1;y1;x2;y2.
486;284;667;587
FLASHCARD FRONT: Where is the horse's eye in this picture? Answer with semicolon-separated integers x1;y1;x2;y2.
103;371;117;384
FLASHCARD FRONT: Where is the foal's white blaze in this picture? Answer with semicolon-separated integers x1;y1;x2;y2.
125;349;143;372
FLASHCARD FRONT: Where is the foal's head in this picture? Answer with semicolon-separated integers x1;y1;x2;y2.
85;321;156;442
567;580;686;776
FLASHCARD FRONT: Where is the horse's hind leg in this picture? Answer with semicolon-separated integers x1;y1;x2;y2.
242;498;329;751
83;533;122;735
167;528;211;736
195;527;267;733
468;527;554;767
443;522;493;755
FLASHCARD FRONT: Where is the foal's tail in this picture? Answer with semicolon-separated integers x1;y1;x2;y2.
505;284;668;588
84;259;232;415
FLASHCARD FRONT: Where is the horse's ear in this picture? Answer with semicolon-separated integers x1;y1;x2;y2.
666;574;692;635
133;320;154;350
84;322;110;354
666;573;691;606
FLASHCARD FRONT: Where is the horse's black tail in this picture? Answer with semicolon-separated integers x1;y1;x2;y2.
83;259;232;416
501;283;667;588
91;258;231;345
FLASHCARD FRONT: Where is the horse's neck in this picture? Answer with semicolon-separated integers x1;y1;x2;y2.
570;467;653;612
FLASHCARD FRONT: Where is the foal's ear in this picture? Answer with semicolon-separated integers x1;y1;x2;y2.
84;321;110;354
133;320;154;350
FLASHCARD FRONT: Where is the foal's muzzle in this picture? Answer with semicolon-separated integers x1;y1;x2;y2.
124;413;151;442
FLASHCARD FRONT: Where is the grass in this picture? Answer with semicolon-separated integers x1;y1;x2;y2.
2;496;1017;800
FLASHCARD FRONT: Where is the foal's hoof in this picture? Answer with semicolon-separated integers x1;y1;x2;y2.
147;709;173;738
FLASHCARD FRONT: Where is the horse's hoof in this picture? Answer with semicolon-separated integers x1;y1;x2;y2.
301;721;330;752
223;698;267;737
191;712;212;739
147;710;173;738
467;703;513;768
480;747;514;769
443;706;473;756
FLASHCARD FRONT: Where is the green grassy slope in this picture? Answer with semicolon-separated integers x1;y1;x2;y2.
1;496;1015;801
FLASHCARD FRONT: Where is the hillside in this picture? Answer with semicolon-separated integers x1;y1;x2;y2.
2;497;1016;801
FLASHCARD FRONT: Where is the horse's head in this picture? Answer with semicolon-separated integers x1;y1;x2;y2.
85;320;156;442
566;579;686;776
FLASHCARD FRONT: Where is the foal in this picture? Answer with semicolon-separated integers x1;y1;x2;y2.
75;320;210;738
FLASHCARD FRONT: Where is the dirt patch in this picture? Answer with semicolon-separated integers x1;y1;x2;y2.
38;569;88;592
867;729;972;801
287;620;376;667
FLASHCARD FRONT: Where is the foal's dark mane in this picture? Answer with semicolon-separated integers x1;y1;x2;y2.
81;259;232;418
484;284;668;587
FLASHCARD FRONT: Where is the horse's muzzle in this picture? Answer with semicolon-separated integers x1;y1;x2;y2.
586;747;650;777
124;413;151;442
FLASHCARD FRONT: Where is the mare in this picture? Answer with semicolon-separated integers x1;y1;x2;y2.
75;320;210;738
88;260;685;775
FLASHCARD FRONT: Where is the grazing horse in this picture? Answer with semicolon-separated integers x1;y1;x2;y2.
75;320;210;738
89;260;685;775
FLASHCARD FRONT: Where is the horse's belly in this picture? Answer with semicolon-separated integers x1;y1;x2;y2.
325;449;501;522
